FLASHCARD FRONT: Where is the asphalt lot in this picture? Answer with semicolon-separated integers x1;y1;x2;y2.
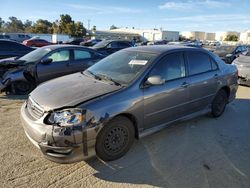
0;86;250;188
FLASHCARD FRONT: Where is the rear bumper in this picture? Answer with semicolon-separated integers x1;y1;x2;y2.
21;103;97;163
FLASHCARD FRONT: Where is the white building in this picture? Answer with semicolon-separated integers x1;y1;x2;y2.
90;30;140;41
240;30;250;43
180;31;206;40
205;33;216;41
108;28;179;42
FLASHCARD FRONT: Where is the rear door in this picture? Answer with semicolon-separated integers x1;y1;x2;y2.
36;49;71;83
185;50;219;113
143;52;190;129
68;49;98;73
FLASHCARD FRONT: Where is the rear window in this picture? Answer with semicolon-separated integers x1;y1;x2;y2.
187;51;213;75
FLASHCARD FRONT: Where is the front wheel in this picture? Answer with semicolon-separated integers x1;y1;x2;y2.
211;89;228;117
96;116;135;161
11;81;34;95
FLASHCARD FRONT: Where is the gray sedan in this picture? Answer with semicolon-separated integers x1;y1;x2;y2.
21;46;238;163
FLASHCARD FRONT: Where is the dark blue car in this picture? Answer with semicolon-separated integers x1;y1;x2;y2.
0;39;34;59
0;45;105;94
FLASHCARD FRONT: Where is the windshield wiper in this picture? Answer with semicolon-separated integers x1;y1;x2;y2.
83;71;122;86
95;73;122;86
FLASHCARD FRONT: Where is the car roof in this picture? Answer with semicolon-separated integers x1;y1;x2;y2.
0;39;19;43
102;39;131;42
125;45;202;54
40;44;96;51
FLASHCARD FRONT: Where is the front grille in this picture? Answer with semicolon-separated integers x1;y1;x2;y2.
26;97;44;120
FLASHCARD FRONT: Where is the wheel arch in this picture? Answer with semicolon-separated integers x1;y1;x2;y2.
220;86;230;102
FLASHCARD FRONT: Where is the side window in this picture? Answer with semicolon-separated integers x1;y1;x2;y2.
118;42;131;48
48;50;70;62
107;42;118;48
74;50;92;60
149;53;186;81
187;51;212;75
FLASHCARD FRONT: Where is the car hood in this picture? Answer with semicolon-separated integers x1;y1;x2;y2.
0;57;26;67
30;73;122;111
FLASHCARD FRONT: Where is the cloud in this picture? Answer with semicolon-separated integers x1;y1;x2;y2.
67;4;143;14
165;14;250;22
159;0;231;10
162;14;250;32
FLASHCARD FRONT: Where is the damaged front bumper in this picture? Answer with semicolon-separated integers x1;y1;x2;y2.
20;103;97;163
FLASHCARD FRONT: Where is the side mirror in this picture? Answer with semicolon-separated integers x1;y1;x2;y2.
145;76;165;86
40;58;52;65
226;54;233;58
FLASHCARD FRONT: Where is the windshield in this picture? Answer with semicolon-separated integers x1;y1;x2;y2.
215;46;235;53
19;47;52;64
85;50;157;85
92;40;110;48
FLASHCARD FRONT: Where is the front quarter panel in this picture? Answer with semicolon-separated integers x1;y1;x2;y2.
78;85;144;138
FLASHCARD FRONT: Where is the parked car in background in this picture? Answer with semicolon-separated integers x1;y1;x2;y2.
0;39;34;60
0;34;11;40
0;45;105;94
153;40;169;45
232;52;250;86
0;33;31;42
211;45;249;64
91;40;132;55
20;46;238;163
23;38;52;47
63;38;85;45
80;39;102;47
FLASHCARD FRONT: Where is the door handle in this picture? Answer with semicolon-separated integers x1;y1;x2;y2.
181;82;189;88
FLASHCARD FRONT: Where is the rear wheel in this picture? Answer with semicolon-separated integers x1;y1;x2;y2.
11;81;34;95
211;89;228;117
96;116;135;161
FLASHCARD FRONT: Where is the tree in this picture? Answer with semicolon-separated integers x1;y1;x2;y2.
224;34;238;41
59;14;73;34
24;20;33;32
92;25;96;31
0;17;4;32
74;22;86;37
31;19;53;34
0;15;87;36
110;25;118;30
4;17;24;32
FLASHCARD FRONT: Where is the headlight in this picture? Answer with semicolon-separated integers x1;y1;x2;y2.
47;108;85;127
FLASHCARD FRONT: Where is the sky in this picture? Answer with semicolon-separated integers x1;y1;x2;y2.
0;0;250;32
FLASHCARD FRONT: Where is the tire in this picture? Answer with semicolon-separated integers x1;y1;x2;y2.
11;81;34;95
211;89;228;117
96;116;135;161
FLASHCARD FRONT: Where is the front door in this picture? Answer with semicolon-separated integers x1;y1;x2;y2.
36;49;71;83
143;52;190;129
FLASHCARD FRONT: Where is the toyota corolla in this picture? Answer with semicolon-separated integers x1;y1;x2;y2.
21;46;238;163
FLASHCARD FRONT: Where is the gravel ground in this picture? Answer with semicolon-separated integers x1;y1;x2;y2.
0;86;250;188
